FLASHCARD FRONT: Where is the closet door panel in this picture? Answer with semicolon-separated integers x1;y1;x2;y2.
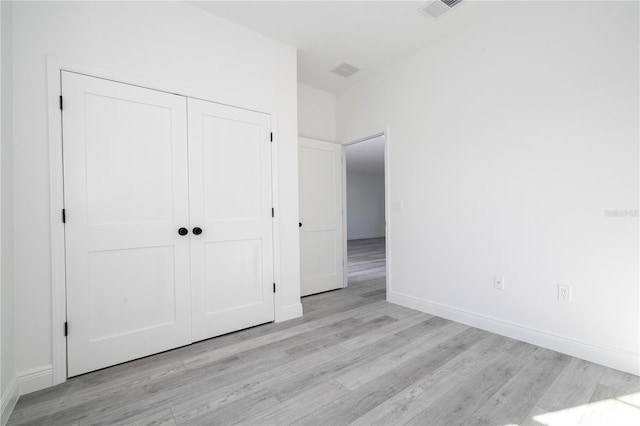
188;99;274;341
63;72;191;377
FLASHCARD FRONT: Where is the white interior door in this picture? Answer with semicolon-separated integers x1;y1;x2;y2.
298;137;344;296
188;98;275;342
63;72;191;377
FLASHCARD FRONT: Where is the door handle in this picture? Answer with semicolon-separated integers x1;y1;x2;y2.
193;227;203;235
178;227;189;236
299;222;302;228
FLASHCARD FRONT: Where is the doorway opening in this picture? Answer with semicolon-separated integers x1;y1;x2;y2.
344;134;387;295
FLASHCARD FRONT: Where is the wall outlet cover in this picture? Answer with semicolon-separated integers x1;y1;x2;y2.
558;285;572;302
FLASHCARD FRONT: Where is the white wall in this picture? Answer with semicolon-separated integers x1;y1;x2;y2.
298;83;336;142
1;0;18;422
337;1;639;374
347;173;385;240
12;0;300;393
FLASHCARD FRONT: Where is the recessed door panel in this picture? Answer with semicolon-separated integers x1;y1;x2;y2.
300;231;337;277
299;138;344;296
202;116;263;221
84;95;175;225
299;147;338;218
188;98;274;342
204;239;264;314
88;246;177;341
63;71;191;377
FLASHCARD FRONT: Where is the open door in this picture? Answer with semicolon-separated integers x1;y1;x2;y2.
298;137;344;296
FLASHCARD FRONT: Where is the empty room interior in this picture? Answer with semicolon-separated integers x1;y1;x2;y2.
0;1;638;425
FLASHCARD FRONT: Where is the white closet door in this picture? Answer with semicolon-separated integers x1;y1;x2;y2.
298;138;344;296
63;72;191;377
188;98;274;342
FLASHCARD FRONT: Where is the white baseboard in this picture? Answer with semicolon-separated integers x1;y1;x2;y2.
1;377;18;426
388;291;640;376
17;366;53;396
277;302;303;322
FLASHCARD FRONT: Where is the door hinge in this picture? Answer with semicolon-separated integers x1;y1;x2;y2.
271;207;275;218
270;132;273;142
59;95;63;111
62;209;66;223
273;283;276;293
64;322;68;337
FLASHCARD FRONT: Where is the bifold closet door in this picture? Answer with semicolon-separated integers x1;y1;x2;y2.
63;72;192;377
187;99;275;341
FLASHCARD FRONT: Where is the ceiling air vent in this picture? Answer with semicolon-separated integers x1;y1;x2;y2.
331;62;361;78
420;0;463;20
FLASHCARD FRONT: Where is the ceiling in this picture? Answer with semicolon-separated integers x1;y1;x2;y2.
189;1;496;93
345;135;385;176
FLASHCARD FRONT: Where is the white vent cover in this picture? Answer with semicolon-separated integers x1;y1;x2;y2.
331;62;361;78
420;0;463;20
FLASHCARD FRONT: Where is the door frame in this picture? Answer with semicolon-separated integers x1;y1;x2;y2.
340;128;391;301
46;56;283;385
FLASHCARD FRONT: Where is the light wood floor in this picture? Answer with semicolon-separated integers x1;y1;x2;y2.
9;238;640;425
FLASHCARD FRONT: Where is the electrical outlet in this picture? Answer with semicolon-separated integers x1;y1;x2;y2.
494;276;505;290
558;285;572;302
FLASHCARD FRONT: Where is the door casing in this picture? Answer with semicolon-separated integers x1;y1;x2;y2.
47;57;283;385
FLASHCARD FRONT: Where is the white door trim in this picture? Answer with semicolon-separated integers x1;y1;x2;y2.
340;128;391;299
46;56;282;386
341;147;348;289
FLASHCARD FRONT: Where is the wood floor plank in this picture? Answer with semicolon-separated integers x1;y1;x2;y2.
338;311;428;352
176;387;278;425
169;380;267;424
241;380;350;425
336;321;468;390
234;317;365;363
469;347;572;425
284;315;397;359
99;407;177;426
535;358;607;412
394;316;454;341
599;367;640;394
265;334;407;401
294;373;410;426
391;326;488;382
404;352;527;426
348;368;467;426
386;305;427;320
358;288;386;299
